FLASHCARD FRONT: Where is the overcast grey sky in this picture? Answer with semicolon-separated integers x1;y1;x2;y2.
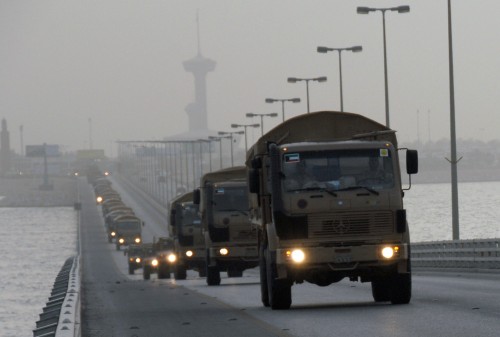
1;1;499;155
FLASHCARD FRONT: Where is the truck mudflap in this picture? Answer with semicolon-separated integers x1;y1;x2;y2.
275;243;409;273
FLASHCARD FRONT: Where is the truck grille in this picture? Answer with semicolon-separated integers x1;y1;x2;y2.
308;211;393;239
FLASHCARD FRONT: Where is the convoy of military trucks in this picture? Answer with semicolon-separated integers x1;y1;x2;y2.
88;110;418;311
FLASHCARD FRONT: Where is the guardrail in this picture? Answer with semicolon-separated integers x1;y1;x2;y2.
411;239;500;270
33;255;81;337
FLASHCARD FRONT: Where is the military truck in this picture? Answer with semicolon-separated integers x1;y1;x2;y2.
194;166;259;286
114;214;143;250
125;244;145;275
142;237;176;280
246;111;418;309
168;192;205;280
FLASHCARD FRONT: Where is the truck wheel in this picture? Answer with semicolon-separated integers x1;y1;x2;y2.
265;247;292;310
128;264;134;275
206;265;220;285
227;267;243;278
158;264;170;279
371;277;391;302
206;250;221;285
198;263;207;277
259;243;270;307
390;273;412;304
174;264;187;280
143;266;151;280
115;243;120;251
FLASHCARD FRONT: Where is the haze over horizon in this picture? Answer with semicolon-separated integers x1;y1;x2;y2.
1;1;499;156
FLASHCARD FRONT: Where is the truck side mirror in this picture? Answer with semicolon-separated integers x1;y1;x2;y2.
248;168;260;194
193;189;201;205
406;150;418;175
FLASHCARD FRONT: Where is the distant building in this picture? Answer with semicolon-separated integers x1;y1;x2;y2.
0;118;11;175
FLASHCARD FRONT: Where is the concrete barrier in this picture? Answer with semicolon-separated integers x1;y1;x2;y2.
33;256;81;337
411;239;500;271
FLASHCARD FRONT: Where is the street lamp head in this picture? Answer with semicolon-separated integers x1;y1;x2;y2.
269;113;278;117
246;113;255;117
265;98;276;103
230;124;239;128
316;76;327;83
235;131;245;135
287;77;298;83
251;123;260;128
396;5;410;13
291;98;301;103
317;46;329;53
357;6;371;14
351;45;363;52
218;131;228;135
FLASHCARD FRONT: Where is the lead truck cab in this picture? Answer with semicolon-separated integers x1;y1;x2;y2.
246;111;418;310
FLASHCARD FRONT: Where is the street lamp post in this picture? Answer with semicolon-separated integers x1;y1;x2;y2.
317;45;362;112
287;76;327;113
218;131;244;166
357;5;410;128
246;112;278;136
230;123;260;153
209;135;229;169
265;98;301;122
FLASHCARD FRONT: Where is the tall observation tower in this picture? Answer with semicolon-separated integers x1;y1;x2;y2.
183;15;216;133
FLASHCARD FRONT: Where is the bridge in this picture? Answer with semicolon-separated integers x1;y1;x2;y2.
36;147;500;337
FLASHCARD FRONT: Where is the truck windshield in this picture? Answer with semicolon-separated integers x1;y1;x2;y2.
282;148;395;192
182;204;201;227
117;221;141;230
212;186;249;212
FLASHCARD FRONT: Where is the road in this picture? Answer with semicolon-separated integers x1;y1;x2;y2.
80;176;500;337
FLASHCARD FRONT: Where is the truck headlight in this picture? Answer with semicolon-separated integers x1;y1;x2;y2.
96;196;103;203
286;249;305;263
381;246;400;259
185;250;194;257
152;259;159;267
219;248;229;256
118;238;125;244
111;231;116;237
167;253;177;263
134;237;141;243
135;258;141;263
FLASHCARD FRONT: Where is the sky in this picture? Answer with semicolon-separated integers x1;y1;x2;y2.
1;0;499;156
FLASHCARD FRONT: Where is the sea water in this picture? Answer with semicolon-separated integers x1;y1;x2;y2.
0;207;77;337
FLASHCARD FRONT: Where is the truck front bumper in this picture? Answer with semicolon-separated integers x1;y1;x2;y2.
275;243;409;275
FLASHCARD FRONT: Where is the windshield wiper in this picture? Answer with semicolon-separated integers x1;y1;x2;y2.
287;186;337;197
217;209;248;215
336;185;379;196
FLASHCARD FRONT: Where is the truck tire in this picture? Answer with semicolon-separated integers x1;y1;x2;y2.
227;267;243;278
259;243;270;307
174;264;187;280
206;250;221;286
115;243;120;251
158;264;170;279
128;264;134;275
371;277;391;302
390;273;412;304
143;266;151;280
206;265;220;285
265;247;292;310
198;263;207;277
